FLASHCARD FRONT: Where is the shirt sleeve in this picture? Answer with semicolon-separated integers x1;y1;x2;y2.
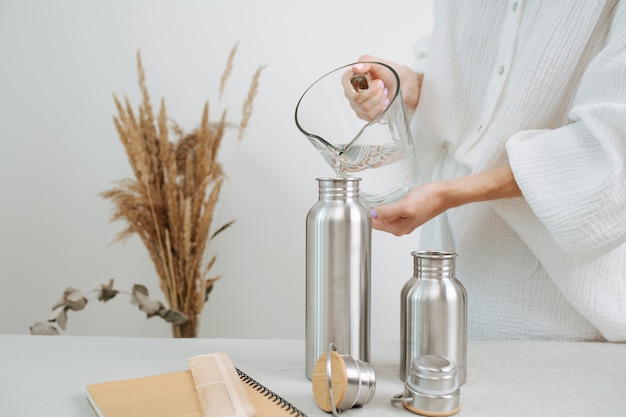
505;5;626;261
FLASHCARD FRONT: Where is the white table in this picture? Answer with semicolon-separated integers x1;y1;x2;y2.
1;335;625;417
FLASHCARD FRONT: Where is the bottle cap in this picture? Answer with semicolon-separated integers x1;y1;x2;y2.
312;343;376;416
392;355;460;416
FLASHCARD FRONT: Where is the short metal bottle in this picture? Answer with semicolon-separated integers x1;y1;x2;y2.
400;251;467;384
305;177;371;380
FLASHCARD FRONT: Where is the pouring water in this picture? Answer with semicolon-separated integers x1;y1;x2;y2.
295;62;420;208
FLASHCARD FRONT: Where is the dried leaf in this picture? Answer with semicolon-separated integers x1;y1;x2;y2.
54;287;88;311
133;291;163;317
132;284;149;297
210;219;235;241
159;309;188;325
55;309;68;330
97;278;119;302
130;284;147;306
30;322;59;335
204;276;221;302
66;296;88;311
139;296;162;316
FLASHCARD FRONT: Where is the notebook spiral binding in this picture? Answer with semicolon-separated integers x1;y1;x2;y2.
236;368;309;417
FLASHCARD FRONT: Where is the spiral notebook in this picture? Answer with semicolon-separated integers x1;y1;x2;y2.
86;353;308;417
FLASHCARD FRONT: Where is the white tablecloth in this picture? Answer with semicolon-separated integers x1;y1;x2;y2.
0;335;625;417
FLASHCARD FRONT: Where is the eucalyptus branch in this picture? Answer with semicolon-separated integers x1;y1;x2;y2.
29;279;187;336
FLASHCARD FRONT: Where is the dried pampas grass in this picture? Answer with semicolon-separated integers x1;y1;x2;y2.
102;46;264;338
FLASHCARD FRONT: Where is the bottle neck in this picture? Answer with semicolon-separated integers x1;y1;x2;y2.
317;177;361;201
412;250;457;279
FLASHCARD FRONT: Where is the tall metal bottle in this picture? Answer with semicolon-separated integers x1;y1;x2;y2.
400;251;467;384
305;177;371;380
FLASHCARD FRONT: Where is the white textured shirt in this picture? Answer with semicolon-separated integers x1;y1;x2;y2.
412;0;626;341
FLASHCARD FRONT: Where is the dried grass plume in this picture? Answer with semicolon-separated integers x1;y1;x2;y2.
101;46;264;338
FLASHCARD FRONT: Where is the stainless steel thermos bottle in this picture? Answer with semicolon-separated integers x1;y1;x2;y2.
400;251;467;384
305;177;371;380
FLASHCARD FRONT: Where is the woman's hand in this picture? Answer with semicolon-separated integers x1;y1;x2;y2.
342;55;423;121
371;180;446;236
371;165;523;235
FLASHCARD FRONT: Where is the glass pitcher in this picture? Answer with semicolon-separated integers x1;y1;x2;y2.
295;61;420;208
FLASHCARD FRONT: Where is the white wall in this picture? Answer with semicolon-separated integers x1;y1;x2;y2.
0;0;433;340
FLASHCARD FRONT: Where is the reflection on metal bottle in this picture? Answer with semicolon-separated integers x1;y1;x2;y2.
400;251;467;385
305;177;371;380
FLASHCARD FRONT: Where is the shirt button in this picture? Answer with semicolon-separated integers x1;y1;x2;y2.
512;2;518;12
498;65;505;75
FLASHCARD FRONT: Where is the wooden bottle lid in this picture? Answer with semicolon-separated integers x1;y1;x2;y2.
311;350;348;412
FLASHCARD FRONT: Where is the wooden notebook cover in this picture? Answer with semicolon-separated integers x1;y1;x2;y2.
86;369;306;417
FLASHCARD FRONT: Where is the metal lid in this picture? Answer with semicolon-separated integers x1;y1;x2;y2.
312;343;376;416
407;355;458;395
392;355;461;416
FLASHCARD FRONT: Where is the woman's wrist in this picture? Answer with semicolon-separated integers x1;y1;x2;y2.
399;67;423;111
438;165;522;210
